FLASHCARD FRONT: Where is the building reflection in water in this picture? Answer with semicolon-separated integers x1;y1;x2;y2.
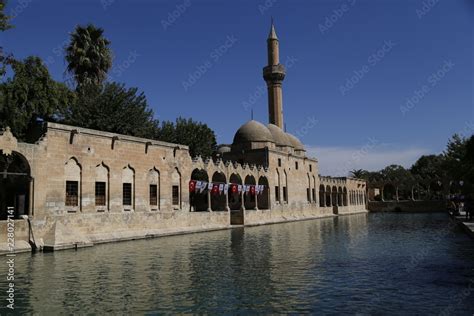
3;213;473;315
3;218;334;314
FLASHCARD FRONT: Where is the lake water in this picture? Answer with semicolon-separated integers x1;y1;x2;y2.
2;212;474;315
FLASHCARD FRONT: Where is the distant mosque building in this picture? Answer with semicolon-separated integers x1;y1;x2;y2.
0;22;367;253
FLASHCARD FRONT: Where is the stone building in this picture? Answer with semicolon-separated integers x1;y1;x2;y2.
0;22;368;253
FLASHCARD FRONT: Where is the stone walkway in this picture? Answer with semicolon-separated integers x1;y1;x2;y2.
451;210;474;238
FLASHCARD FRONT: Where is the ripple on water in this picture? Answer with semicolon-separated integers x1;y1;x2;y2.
1;213;474;314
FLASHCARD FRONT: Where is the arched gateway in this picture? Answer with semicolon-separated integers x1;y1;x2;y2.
0;152;32;219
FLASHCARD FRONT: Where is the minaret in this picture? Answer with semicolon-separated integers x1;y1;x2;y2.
263;20;286;129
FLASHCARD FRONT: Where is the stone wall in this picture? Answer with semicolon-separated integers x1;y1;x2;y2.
0;123;369;252
368;200;447;212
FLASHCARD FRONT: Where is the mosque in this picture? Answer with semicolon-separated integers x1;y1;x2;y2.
0;23;368;252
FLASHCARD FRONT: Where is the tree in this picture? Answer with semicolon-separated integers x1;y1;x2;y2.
65;24;112;89
461;135;474;194
380;165;411;201
0;0;11;31
0;56;74;140
444;134;467;162
156;117;217;158
349;169;369;179
443;134;467;183
0;0;13;77
410;155;448;199
62;82;159;139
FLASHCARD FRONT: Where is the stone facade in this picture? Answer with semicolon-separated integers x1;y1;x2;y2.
0;22;368;253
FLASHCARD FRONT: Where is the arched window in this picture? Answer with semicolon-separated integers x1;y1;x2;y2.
307;174;311;203
332;186;338;207
338;187;343;206
312;176;317;204
211;172;227;211
319;185;325;207
95;162;109;211
172;168;181;209
343;187;348;206
275;169;281;203
122;165;135;211
190;168;209;212
325;185;331;207
244;175;257;210
229;173;242;211
148;168;160;210
283;171;288;203
258;176;270;210
65;158;81;211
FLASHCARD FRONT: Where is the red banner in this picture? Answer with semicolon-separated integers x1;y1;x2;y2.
189;180;196;192
250;185;256;195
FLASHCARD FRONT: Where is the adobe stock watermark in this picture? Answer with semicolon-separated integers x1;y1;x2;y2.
318;0;356;35
400;60;454;115
339;40;396;96
107;50;140;81
258;0;277;15
43;36;70;67
9;0;33;20
242;55;298;112
416;0;440;19
404;219;457;273
101;0;115;10
293;116;319;139
459;120;474;139
182;35;238;92
5;206;15;310
332;137;380;176
439;278;474;316
162;0;192;31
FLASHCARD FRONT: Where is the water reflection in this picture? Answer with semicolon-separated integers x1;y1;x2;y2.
2;213;474;314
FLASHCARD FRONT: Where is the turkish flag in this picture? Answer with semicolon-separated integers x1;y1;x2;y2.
250;185;256;195
231;184;238;194
212;184;219;195
189;180;196;192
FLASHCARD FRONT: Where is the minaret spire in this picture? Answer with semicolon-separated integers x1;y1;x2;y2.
263;19;286;129
268;17;278;40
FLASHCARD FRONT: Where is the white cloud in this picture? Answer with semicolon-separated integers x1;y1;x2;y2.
306;143;431;177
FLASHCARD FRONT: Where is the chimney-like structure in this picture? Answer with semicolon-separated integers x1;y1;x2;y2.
263;20;286;129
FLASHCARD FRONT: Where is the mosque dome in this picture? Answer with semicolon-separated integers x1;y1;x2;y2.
233;120;274;144
286;133;305;151
267;124;293;147
216;145;231;154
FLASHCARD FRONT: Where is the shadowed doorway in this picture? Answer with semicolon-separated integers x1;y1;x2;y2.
0;152;32;219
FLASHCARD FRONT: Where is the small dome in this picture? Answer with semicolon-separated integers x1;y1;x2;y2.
267;124;293;147
233;120;274;144
217;145;231;154
286;133;305;151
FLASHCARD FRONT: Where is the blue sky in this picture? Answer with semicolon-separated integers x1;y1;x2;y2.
2;0;473;175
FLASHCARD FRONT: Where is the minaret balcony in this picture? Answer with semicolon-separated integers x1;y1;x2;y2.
263;64;286;82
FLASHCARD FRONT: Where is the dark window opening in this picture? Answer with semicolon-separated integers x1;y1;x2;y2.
172;185;180;206
123;183;132;206
150;184;158;206
307;188;311;202
283;187;288;202
309;165;312;172
278;158;281;167
95;182;106;206
66;181;79;207
295;162;299;170
275;186;280;202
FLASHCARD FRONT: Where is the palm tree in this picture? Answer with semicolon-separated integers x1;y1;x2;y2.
350;169;368;179
65;24;112;89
